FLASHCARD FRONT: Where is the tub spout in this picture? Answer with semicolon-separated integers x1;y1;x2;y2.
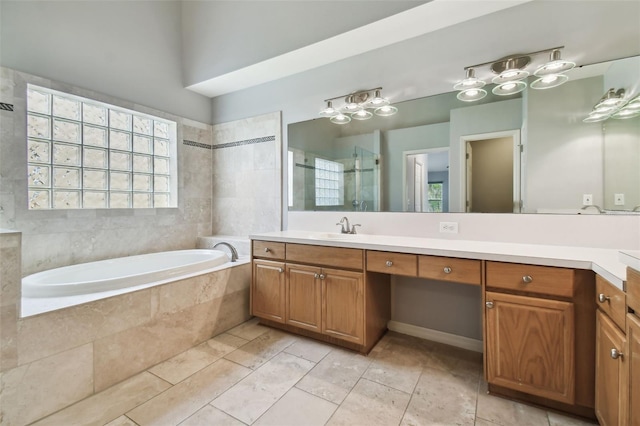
213;242;239;262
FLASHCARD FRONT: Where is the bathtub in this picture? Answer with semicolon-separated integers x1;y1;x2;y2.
22;249;233;298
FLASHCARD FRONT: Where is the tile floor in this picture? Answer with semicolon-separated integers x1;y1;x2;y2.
33;318;597;426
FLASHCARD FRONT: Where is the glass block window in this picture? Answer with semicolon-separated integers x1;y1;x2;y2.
26;85;177;209
315;158;344;207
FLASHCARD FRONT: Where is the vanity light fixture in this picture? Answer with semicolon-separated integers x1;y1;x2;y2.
454;46;574;101
319;87;397;124
583;89;640;122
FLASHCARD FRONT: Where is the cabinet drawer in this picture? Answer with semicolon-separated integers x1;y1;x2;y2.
596;274;626;331
253;240;286;260
286;243;363;270
628;267;640;313
366;251;417;277
418;256;481;285
486;261;575;298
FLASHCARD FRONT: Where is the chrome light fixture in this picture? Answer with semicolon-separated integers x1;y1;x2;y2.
583;89;640;122
454;46;574;102
319;87;398;124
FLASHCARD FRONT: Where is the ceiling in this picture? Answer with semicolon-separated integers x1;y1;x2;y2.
186;0;640;100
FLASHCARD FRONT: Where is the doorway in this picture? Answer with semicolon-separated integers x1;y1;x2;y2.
461;130;521;213
402;148;449;212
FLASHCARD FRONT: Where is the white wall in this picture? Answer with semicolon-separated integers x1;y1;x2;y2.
0;0;211;124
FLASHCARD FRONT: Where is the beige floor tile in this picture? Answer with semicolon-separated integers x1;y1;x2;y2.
212;352;316;424
425;340;483;383
548;411;597;425
214;332;250;348
254;387;338;426
33;371;170;426
295;348;372;404
127;359;251;426
363;347;423;394
226;317;270;340
476;390;550;426
283;337;333;363
327;378;411;426
105;415;139;426
224;328;297;369
180;404;245;426
149;335;241;384
474;418;497;426
401;367;478;426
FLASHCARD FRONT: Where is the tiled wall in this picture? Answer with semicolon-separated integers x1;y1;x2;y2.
0;67;214;276
0;231;251;425
211;112;282;236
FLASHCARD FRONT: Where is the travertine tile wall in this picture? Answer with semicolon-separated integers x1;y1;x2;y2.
211;112;282;236
0;67;214;276
0;230;251;425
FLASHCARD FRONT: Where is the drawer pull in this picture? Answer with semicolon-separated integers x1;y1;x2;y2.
610;348;624;360
522;275;533;284
264;247;271;253
598;293;610;303
277;267;284;273
443;267;452;274
486;301;494;309
385;261;393;267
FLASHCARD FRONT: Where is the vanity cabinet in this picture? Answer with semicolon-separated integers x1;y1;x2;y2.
627;267;640;426
252;259;286;323
484;261;595;417
594;275;628;426
251;241;388;352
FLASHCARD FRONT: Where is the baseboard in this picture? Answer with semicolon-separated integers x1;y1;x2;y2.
387;320;483;353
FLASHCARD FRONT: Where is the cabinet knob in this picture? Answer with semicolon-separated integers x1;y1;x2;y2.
319;274;326;280
522;275;533;284
385;261;393;267
314;273;320;279
598;293;610;303
264;247;270;253
277;267;284;273
486;301;494;309
443;267;452;274
610;348;624;360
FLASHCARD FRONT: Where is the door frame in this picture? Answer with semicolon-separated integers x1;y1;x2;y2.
402;147;449;212
459;130;521;213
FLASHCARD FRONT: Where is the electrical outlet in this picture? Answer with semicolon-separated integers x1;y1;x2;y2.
439;222;459;233
583;194;593;206
614;193;625;206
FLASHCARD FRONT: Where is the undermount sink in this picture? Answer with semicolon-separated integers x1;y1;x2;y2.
308;232;364;240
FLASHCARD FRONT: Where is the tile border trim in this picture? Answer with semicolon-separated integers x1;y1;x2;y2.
211;135;276;150
183;139;212;150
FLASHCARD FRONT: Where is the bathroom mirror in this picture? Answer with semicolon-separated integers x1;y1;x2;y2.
287;56;640;214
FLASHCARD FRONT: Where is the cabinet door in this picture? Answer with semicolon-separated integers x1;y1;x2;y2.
485;291;575;404
627;313;639;426
286;264;322;332
252;260;286;323
322;268;364;344
596;310;628;426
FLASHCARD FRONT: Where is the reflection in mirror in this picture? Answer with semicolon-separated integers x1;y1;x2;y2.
287;56;640;214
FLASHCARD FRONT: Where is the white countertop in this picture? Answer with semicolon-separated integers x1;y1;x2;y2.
250;230;632;291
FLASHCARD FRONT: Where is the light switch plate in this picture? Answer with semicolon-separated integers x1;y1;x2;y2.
614;193;625;205
583;194;593;205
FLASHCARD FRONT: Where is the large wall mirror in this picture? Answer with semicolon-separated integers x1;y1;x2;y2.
288;56;640;214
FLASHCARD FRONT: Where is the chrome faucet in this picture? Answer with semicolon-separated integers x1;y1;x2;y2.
336;216;361;234
580;205;603;213
213;242;239;262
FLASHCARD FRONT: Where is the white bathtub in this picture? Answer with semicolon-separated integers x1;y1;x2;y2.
22;249;231;298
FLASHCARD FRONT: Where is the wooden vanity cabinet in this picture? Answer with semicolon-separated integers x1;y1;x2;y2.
251;241;389;352
595;275;628;426
252;259;286;323
484;261;595;417
627;267;640;426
